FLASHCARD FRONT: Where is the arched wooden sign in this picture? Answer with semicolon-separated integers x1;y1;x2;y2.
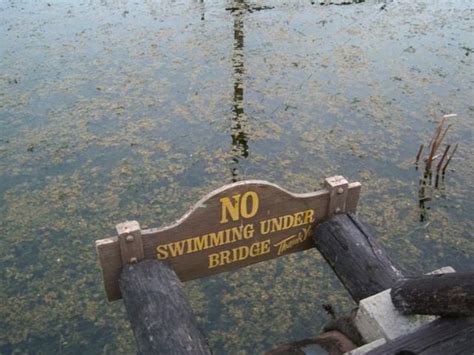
96;176;361;301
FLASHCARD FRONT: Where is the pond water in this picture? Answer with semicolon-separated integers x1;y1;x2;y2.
1;0;472;353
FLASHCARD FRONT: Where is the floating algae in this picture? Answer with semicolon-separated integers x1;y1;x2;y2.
0;0;473;353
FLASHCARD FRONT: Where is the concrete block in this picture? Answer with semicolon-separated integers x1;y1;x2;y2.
353;266;455;343
354;289;435;343
427;266;455;275
345;338;386;355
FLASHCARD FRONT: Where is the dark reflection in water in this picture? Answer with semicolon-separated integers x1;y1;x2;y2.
229;0;250;182
198;0;205;21
316;0;365;5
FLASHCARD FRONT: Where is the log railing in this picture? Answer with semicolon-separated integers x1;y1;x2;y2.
94;178;473;354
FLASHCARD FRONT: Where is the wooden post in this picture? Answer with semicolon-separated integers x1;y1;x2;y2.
325;176;349;215
116;221;144;265
366;317;474;354
119;260;212;355
391;272;474;317
313;214;406;303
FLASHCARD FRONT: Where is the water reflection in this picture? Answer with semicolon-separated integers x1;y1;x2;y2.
317;0;365;5
229;0;250;182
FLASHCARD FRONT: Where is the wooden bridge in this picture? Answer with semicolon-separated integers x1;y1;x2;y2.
95;176;474;354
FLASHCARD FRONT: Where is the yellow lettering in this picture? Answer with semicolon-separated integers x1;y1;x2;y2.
260;219;271;235
259;209;315;235
156;245;169;260
249;242;261;257
210;231;225;247
294;211;304;227
282;215;294;230
168;241;186;257
240;191;259;218
243;223;254;239
303;209;314;224
261;239;270;254
273;225;313;255
194;235;209;251
271;217;282;232
206;239;271;269
227;226;242;243
208;253;220;268
232;246;249;261
220;250;231;265
220;191;259;224
219;194;241;223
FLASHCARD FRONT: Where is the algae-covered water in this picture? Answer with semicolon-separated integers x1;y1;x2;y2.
1;0;473;353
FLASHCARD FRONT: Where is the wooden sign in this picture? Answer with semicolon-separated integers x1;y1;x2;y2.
96;176;361;301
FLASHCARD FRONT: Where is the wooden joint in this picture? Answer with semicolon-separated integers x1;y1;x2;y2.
325;176;349;215
116;220;144;266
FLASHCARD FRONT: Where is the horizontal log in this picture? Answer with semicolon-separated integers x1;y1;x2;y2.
391;271;474;317
119;260;211;355
313;214;406;302
366;317;474;354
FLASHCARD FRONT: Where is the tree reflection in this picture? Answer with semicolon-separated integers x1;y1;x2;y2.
229;0;250;182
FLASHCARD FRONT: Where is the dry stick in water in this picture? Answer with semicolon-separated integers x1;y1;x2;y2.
435;144;450;188
434;124;452;156
424;154;441;163
427;119;452;170
416;144;424;164
426;118;444;170
442;143;458;175
436;144;451;173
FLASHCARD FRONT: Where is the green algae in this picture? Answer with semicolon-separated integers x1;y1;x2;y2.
0;0;473;353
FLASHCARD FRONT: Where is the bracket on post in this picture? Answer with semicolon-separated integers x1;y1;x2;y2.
116;220;144;265
325;175;349;215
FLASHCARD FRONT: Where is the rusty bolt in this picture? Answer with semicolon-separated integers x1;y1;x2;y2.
130;257;138;264
337;187;344;194
126;235;134;242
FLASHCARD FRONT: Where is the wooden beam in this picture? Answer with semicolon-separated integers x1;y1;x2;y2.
366;317;474;354
391;272;474;317
313;214;405;303
119;260;212;355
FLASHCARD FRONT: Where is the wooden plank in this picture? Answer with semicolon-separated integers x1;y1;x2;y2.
313;213;405;303
366;317;474;354
391;271;474;317
96;178;361;301
119;260;212;355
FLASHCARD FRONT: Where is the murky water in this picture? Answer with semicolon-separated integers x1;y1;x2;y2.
1;0;472;353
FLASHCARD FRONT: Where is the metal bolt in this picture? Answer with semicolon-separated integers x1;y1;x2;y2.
335;207;341;213
130;257;138;264
126;235;134;242
337;187;344;194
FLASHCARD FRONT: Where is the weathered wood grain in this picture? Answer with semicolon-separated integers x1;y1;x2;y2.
96;178;361;301
119;260;212;355
391;271;474;317
117;221;144;265
313;214;405;303
366;317;474;354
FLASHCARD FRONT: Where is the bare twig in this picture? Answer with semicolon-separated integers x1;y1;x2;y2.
436;144;451;173
415;144;424;164
426;117;445;169
424;153;441;162
442;143;458;174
